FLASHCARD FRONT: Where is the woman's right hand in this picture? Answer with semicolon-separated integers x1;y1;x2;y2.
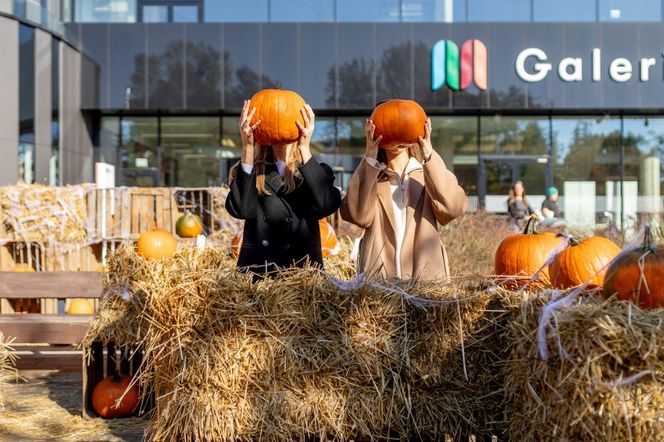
239;100;261;165
364;119;382;160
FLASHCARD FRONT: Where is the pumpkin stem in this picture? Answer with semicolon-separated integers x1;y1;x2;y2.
556;232;578;246
111;371;122;383
523;216;539;235
643;224;656;250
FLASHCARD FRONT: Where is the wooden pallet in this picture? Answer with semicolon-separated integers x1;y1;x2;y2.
82;341;152;418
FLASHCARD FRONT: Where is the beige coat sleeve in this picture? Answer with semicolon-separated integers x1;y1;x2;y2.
340;157;382;228
422;151;468;226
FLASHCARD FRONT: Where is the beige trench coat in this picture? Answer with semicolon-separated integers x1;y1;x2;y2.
340;151;467;280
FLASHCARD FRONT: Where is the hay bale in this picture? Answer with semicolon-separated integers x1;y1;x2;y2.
504;292;664;441
84;246;520;440
0;183;90;243
0;332;18;410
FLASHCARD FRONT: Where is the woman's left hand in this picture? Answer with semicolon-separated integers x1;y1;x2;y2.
296;104;315;163
417;118;434;160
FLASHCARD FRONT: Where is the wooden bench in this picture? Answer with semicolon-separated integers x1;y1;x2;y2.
0;272;104;371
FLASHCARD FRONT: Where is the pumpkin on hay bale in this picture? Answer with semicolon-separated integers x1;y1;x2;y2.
83;245;519;441
549;234;621;289
504;290;664;441
494;217;564;288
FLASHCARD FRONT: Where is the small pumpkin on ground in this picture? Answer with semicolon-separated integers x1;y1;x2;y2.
494;217;563;287
249;89;306;146
175;211;204;238
13;263;35;272
137;228;177;260
92;373;140;419
549;235;621;289
66;298;94;315
604;225;664;309
370;99;428;151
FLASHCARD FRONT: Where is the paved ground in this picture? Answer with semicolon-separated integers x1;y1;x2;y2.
0;370;146;441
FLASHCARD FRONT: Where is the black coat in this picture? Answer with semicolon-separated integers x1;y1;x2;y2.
225;158;342;273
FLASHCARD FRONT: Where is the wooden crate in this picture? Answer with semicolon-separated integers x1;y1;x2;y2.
82;341;153;419
87;187;218;241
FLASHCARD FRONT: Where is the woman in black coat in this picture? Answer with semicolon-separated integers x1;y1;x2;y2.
225;100;342;274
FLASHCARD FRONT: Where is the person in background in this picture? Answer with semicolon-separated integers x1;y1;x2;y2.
540;186;566;228
507;180;535;231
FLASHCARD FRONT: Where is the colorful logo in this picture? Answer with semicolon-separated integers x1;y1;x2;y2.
431;39;488;91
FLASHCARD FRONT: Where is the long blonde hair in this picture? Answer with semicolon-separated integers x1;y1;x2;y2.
507;180;530;207
229;144;302;195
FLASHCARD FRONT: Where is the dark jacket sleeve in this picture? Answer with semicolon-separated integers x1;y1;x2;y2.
298;158;342;218
225;166;258;220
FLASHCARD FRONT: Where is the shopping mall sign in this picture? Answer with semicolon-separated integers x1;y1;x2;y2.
515;48;659;83
431;39;488;91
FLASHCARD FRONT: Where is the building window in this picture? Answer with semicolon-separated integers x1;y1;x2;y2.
121;116;160;186
467;0;531;22
402;0;466;22
552;117;622;227
430;116;477;195
533;0;596;22
75;0;137;22
172;5;198;22
50;38;60;186
336;0;400;22
271;0;334;22
598;0;661;21
142;5;168;22
203;0;268;22
19;24;35;184
160;117;222;186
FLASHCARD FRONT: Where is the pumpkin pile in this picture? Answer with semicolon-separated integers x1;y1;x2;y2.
495;217;623;292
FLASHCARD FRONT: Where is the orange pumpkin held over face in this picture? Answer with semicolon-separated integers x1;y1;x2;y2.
175;212;204;238
370;99;428;151
549;235;621;289
319;219;339;258
494;217;563;288
249;89;306;146
137;229;177;260
604;225;664;309
92;373;139;419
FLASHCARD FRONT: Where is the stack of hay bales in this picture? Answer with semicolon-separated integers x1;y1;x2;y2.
504;291;664;441
85;246;521;440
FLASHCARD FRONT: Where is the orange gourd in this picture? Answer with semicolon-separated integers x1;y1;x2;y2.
494;218;563;287
175;212;204;238
370;99;428;151
67;299;95;315
604;225;664;309
231;231;243;258
549;235;621;289
249;89;306;146
137;229;177;260
92;373;139;419
14;263;35;272
319;219;339;258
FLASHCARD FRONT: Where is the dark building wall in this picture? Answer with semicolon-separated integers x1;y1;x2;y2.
73;22;664;113
0;16;19;185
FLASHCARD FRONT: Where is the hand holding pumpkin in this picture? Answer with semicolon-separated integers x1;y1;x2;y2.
239;100;261;165
364;119;382;160
417;118;434;161
295;104;315;164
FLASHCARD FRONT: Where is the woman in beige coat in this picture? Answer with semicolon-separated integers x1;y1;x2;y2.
340;118;467;280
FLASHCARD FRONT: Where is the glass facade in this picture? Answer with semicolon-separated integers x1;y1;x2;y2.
50;38;59;185
96;113;664;230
